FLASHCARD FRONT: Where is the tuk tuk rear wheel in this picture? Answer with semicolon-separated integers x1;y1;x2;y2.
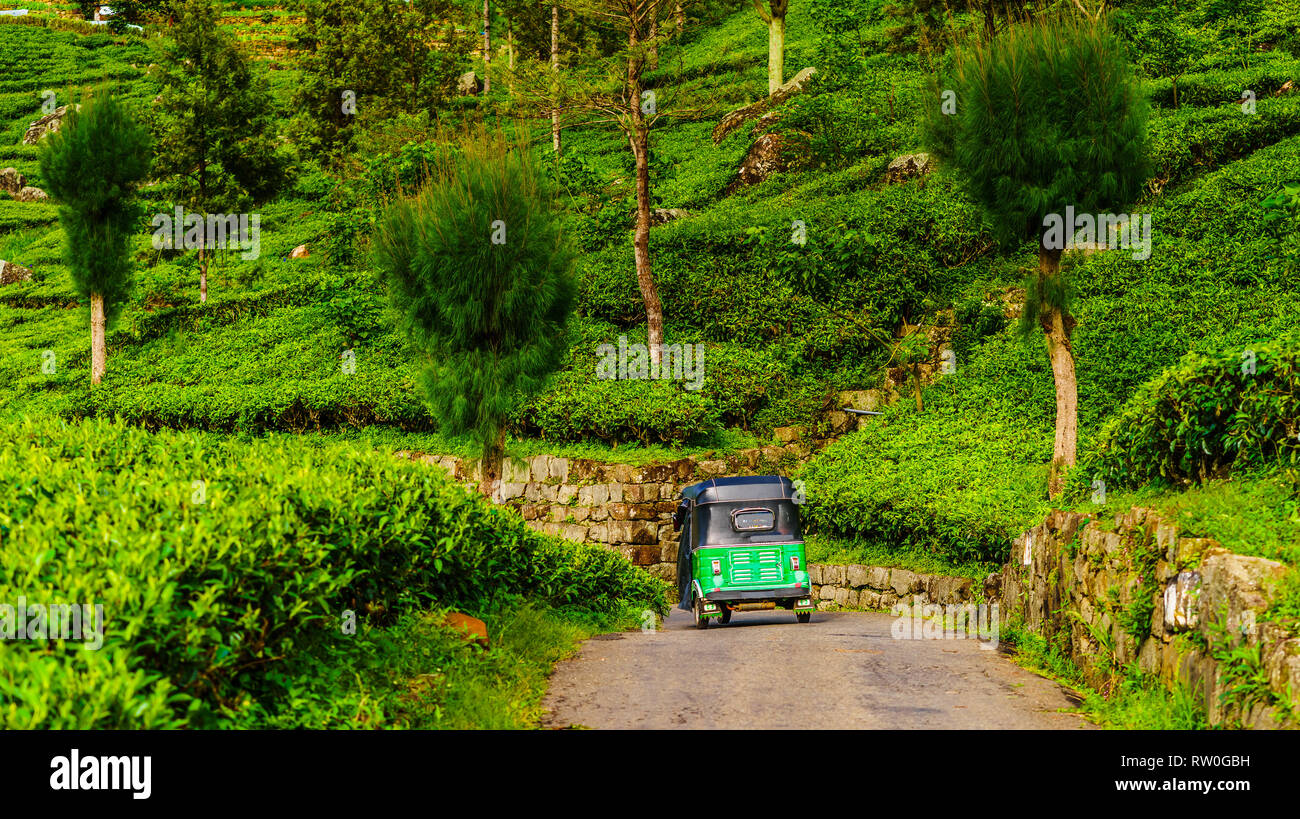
693;597;709;629
718;606;732;625
796;611;811;623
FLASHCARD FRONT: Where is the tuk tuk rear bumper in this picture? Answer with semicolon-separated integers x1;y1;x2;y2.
703;585;810;603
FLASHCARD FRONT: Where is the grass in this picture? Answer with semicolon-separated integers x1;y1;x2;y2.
230;599;645;729
1001;622;1210;730
1066;466;1300;567
805;533;998;580
315;424;773;466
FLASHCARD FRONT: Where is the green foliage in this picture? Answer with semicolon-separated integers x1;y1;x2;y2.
516;374;720;446
372;133;577;465
950;296;1006;360
38;89;150;317
0;417;667;728
1262;178;1300;257
798;332;1056;565
1078;332;1300;491
289;0;470;157
805;533;996;579
1001;622;1209;729
149;0;289;211
242;602;641;729
924;14;1150;248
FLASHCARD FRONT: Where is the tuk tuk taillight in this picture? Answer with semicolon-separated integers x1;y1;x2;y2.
711;559;721;576
791;556;800;571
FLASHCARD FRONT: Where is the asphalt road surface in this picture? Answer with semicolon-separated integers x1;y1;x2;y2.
542;608;1096;729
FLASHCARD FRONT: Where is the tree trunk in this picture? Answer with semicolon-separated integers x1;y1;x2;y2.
631;124;663;366
767;12;786;94
199;246;208;304
551;1;560;153
479;427;505;499
675;1;684;35
1039;244;1078;499
628;23;664;365
90;291;106;385
482;0;491;94
911;368;923;413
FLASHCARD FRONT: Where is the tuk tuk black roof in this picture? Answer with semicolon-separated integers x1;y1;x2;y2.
680;475;796;505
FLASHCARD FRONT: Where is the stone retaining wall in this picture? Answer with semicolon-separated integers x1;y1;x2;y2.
809;563;977;611
396;445;808;581
989;507;1299;728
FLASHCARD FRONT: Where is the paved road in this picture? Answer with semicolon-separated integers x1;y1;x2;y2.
542;608;1095;729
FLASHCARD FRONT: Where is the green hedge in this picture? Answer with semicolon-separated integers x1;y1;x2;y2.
0;417;667;728
515;372;720;446
1076;331;1300;492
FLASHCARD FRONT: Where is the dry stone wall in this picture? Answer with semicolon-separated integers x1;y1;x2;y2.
808;564;977;611
988;507;1299;728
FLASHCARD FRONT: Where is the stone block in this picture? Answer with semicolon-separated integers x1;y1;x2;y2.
559;523;588;542
497;482;526;501
607;463;636;483
1198;549;1286;635
502;457;531;483
845;564;871;588
891;568;918;596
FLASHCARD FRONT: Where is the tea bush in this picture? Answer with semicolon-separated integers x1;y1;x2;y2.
0;417;668;728
1075;331;1300;492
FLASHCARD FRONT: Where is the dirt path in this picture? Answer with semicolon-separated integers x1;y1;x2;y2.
542;609;1096;729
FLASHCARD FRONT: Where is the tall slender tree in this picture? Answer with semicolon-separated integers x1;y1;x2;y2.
552;0;561;152
151;0;285;303
372;130;577;496
39;91;151;385
514;0;671;362
752;0;788;93
924;14;1149;496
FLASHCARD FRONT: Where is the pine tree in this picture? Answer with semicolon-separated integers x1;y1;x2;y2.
150;0;286;303
925;14;1149;496
39;91;151;385
372;132;577;496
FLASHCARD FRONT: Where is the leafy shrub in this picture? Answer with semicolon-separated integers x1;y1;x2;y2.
0;417;667;728
1075;331;1300;492
950;297;1007;362
515;373;720;446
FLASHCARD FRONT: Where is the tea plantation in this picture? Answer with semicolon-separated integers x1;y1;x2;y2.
1;0;1299;728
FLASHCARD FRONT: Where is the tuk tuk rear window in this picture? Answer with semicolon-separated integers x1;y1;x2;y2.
692;500;802;546
732;508;774;531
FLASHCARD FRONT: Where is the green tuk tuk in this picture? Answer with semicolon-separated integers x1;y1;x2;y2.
673;475;815;629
